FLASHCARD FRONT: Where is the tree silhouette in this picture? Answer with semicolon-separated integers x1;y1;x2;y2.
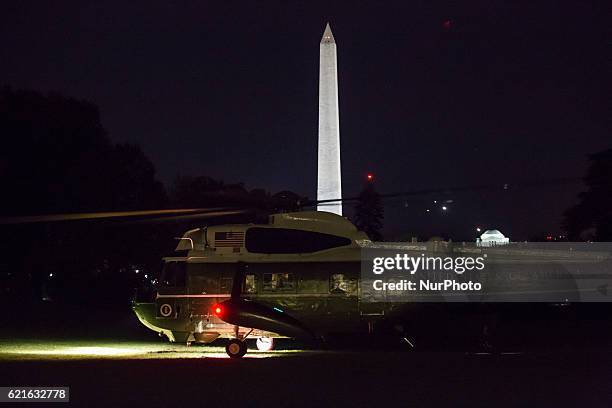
0;86;309;303
564;148;612;241
171;175;306;213
0;87;167;215
0;87;167;302
354;182;384;241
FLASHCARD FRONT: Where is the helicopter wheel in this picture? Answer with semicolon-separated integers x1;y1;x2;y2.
256;337;274;352
226;339;248;359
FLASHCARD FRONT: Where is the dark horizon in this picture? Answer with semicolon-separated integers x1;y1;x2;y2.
1;1;610;240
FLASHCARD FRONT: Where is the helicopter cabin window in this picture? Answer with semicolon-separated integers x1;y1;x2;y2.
263;273;294;291
219;275;257;294
187;263;235;294
244;274;257;294
220;277;233;294
245;228;351;254
330;273;357;294
160;262;186;287
330;273;347;293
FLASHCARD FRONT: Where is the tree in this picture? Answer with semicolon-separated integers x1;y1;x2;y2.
563;148;612;241
171;175;306;213
0;87;167;214
354;182;384;241
0;87;167;302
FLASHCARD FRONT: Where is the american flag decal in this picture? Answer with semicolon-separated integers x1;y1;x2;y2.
214;231;245;248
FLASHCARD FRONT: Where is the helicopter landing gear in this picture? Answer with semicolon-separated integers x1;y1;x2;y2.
256;337;274;352
226;339;248;358
224;326;252;358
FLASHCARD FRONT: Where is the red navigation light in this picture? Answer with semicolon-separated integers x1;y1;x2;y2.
367;173;374;182
213;304;223;316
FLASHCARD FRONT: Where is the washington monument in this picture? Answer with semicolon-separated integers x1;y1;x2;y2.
317;23;342;215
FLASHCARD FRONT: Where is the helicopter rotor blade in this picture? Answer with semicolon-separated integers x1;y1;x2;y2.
306;176;586;206
129;209;250;223
0;208;244;225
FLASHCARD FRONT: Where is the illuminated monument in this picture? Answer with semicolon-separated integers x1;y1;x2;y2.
317;23;342;215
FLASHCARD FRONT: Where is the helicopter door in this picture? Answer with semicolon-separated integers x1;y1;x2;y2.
156;261;187;319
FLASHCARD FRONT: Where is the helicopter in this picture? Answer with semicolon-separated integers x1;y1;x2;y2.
4;179;602;358
132;210;369;357
130;208;603;359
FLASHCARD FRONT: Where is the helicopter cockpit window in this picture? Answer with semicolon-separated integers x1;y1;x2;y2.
263;273;294;291
245;228;352;254
160;262;186;287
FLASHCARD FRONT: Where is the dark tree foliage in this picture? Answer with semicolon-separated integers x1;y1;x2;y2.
172;176;249;207
354;183;384;241
171;176;306;213
0;87;307;306
0;88;168;304
0;87;167;215
564;148;612;241
271;191;304;213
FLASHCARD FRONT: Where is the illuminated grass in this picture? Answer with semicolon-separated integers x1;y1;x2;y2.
0;339;309;361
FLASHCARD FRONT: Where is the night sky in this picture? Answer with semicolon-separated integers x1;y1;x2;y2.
1;1;610;240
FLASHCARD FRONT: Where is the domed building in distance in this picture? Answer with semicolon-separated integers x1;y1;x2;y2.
476;229;510;247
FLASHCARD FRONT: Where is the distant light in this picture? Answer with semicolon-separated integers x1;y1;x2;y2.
476;227;481;232
144;274;148;279
443;19;452;30
48;273;53;277
434;200;437;204
135;269;140;274
442;206;447;211
367;173;374;182
426;209;431;213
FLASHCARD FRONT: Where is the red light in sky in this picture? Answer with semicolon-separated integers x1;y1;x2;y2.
367;173;374;181
443;20;452;30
